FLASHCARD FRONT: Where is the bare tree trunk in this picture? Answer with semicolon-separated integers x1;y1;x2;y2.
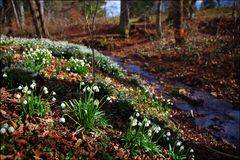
119;0;129;38
0;0;4;34
156;0;162;38
189;0;197;20
19;0;25;28
29;0;48;38
11;0;22;31
39;0;44;17
183;0;190;18
172;0;185;44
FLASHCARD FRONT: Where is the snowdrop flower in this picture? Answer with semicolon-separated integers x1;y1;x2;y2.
136;112;140;117
8;126;15;133
166;131;171;137
59;117;66;123
80;82;85;86
43;86;48;91
22;86;28;93
0;128;6;134
61;102;66;109
145;120;151;127
16;94;21;99
148;130;152;137
44;90;49;94
23;100;28;105
132;119;138;126
166;137;170;141
3;123;9;129
129;116;133;120
87;87;91;92
93;86;100;92
52;97;56;102
138;122;142;126
180;146;184;150
154;126;161;133
27;90;31;95
3;73;7;78
83;88;86;92
94;99;99;106
30;81;36;89
176;141;182;146
18;86;23;90
190;149;194;153
66;67;70;71
52;91;56;96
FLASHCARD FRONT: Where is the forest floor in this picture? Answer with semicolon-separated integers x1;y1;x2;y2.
53;15;240;159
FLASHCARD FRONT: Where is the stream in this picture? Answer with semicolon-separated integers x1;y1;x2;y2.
112;57;240;148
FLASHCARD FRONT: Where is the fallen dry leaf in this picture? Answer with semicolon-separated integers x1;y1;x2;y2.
0;154;14;160
0;109;11;119
15;139;28;145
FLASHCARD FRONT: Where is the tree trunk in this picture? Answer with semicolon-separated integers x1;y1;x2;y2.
172;0;185;44
11;0;22;31
19;0;25;28
39;0;44;17
29;0;48;38
156;0;162;38
119;0;129;38
183;0;190;18
189;0;197;20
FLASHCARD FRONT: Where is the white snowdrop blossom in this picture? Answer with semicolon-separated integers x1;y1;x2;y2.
59;117;66;123
18;86;23;90
148;131;152;137
3;73;7;77
16;94;21;99
22;86;28;93
129;116;133;120
3;123;9;129
23;100;28;105
66;67;70;71
30;82;36;89
61;103;66;109
8;126;15;133
154;126;161;133
166;131;171;137
44;90;49;94
0;128;6;134
92;86;99;92
83;88;86;92
145;120;151;127
166;137;170;141
190;149;194;153
138;122;142;126
132;119;138;126
80;82;85;86
176;141;182;146
52;97;56;102
180;146;184;150
87;87;91;92
136;112;140;117
27;90;31;95
94;99;99;106
52;91;56;96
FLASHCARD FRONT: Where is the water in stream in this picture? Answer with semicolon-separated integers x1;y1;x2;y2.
112;58;240;147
